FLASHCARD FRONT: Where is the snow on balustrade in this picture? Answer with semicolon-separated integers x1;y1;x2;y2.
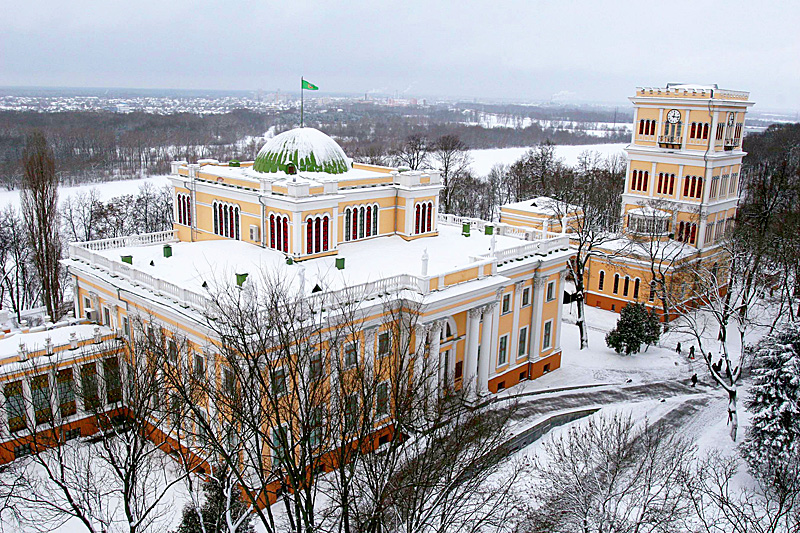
73;230;178;252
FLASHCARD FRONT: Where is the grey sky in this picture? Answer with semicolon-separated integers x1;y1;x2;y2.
1;0;797;109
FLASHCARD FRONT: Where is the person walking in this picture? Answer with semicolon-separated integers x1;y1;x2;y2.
691;373;698;387
689;345;695;360
676;342;682;355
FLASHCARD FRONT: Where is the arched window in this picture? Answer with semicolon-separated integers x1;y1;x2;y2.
365;205;372;237
689;223;697;245
344;209;351;242
702;123;709;139
598;271;605;291
657;173;663;194
352;207;358;241
613;274;620;295
633;278;640;300
306;220;313;254
314;217;321;253
372;205;378;236
623;276;630;297
695;177;702;198
690;122;696;138
677;221;685;242
642;171;648;191
668;174;675;195
649;281;656;302
683;176;691;197
322;216;329;251
689;177;697;198
359;206;365;239
269;214;275;248
415;204;421;234
426;201;433;232
213;201;239;239
282;217;288;252
639;120;644;135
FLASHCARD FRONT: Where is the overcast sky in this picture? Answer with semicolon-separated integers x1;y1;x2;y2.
1;0;797;110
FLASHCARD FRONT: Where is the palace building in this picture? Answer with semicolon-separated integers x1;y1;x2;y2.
62;127;570;414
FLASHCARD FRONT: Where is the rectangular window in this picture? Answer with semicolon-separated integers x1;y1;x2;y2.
32;374;51;426
104;357;122;404
454;360;463;379
546;281;556;302
543;321;553;350
271;368;287;397
84;297;92;319
309;352;323;380
122;317;130;338
168;339;178;365
193;354;205;378
4;381;27;433
81;363;100;411
502;294;511;314
376;382;389;418
521;287;530;307
498;335;508;366
518;326;528;357
57;369;76;418
13;444;31;459
344;342;358;368
223;367;235;396
345;394;359;433
378;332;391;357
103;307;111;327
310;407;323;449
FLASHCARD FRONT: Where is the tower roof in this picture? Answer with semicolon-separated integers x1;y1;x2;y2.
253;127;351;174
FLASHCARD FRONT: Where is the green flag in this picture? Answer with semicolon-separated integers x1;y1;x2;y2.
302;79;319;91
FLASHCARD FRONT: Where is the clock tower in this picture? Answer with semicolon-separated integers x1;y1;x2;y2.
584;84;754;317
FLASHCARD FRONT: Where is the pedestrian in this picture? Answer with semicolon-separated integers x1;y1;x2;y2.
689;346;695;360
691;373;698;387
676;342;682;355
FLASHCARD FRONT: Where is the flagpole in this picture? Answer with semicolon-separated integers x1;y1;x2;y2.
301;76;304;128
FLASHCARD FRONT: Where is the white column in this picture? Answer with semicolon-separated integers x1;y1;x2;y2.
681;108;691;149
510;281;523;362
292;211;302;256
631;106;639;144
477;304;494;395
530;276;547;359
331;206;339;249
427;321;443;398
464;308;482;395
554;272;566;353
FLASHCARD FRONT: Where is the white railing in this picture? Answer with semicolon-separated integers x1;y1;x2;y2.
475;235;570;265
72;230;178;252
437;213;562;242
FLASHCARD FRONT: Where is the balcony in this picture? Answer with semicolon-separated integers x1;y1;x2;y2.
658;135;682;148
723;138;740;151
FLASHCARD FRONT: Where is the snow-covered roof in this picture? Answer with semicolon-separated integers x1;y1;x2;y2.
501;196;579;216
253;127;351;174
627;206;671;218
88;225;533;298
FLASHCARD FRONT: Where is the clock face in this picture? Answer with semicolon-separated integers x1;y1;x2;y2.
666;109;681;124
727;112;735;125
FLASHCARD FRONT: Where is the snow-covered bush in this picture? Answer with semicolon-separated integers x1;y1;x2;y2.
743;324;800;487
604;302;660;355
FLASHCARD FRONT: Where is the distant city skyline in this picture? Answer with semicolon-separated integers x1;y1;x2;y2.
1;0;798;110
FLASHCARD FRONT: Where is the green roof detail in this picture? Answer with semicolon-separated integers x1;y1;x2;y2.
253;127;350;174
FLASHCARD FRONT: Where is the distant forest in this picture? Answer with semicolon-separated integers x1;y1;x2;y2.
0;103;630;188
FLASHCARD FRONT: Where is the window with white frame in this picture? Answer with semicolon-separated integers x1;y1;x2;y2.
518;326;528;357
309;352;323;380
543;320;553;350
213;201;240;240
176;192;192;226
522;287;530;307
344;342;358;368
546;281;556;302
498;335;508;366
376;382;389;418
268;213;290;252
344;204;379;241
305;215;330;255
501;294;511;314
271;367;286;396
414;201;434;235
378;332;391;357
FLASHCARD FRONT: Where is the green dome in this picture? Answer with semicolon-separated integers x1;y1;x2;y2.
253;127;351;174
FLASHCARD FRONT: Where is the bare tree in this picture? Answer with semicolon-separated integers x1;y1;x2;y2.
0;206;38;320
392;134;428;171
523;412;693;533
431;134;471;214
21;131;62;320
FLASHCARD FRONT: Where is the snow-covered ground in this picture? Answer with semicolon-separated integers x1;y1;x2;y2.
469;143;627;176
